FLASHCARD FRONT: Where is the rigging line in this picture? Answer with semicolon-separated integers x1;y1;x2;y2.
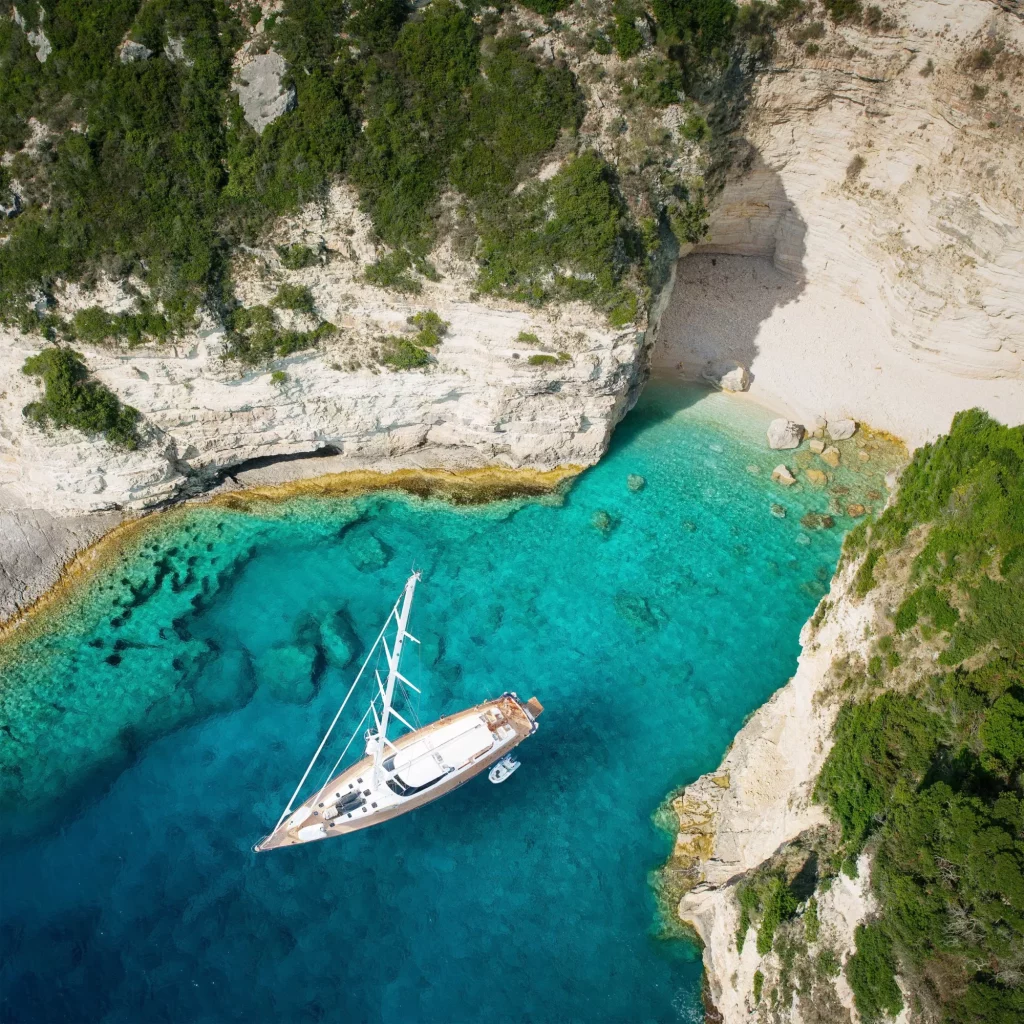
268;596;402;836
309;702;374;810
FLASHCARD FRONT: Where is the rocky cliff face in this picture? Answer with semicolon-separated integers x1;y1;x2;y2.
0;182;651;517
663;537;898;1023
656;0;1024;446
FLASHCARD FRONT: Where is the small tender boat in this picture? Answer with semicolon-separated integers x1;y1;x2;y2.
488;755;521;784
255;572;542;852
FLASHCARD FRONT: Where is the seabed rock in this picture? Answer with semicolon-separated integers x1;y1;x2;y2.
847;503;867;518
767;419;805;450
770;504;787;519
804;469;827;487
800;511;835;530
771;464;796;487
820;446;841;468
627;474;646;492
592;509;614;535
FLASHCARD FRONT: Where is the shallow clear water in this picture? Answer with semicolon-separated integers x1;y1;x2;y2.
0;383;875;1023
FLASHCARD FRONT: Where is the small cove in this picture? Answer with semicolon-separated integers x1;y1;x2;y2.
0;381;896;1023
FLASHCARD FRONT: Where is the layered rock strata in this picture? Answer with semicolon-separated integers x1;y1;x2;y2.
655;0;1024;446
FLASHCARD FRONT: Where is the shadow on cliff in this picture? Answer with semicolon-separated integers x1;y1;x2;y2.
653;149;809;391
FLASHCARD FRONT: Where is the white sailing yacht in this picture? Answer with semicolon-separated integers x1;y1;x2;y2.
255;572;543;851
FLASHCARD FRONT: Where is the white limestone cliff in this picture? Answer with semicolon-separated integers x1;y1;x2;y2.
667;547;890;1023
655;0;1024;447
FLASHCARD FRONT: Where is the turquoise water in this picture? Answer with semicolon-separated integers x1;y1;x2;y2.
0;383;869;1023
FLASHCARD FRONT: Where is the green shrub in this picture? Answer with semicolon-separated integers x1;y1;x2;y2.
381;336;430;369
528;354;558;366
610;0;645;58
21;348;140;450
668;191;710;244
517;331;541;345
804;896;820;943
608;290;639;327
270;369;288;385
893;584;959;633
846;924;903;1022
822;0;861;22
814;410;1024;1023
651;0;737;62
636;58;684;106
476;151;639;308
736;871;798;955
753;970;764;1003
817;948;841;978
364;250;423;294
407;310;449;347
71;305;171;347
227;305;335;362
276;243;321;269
680;114;711;143
272;283;316;312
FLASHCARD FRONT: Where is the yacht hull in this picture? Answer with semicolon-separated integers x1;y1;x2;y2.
256;693;541;851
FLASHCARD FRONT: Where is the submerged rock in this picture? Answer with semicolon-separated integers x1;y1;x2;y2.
800;512;835;530
771;464;796;487
770;503;787;519
614;591;667;630
808;438;825;454
767;419;804;450
827;418;857;441
804;469;827;487
256;644;318;704
627;474;646;492
847;503;867;517
820;446;841;468
592;509;614;535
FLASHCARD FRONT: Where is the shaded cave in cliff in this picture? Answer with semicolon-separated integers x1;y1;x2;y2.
654;151;808;388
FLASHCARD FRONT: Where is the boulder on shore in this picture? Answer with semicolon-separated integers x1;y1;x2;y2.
771;464;796;487
820;446;841;468
827;418;857;441
809;438;825;454
767;419;805;450
702;363;750;393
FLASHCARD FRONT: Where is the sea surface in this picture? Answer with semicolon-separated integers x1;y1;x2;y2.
0;382;886;1023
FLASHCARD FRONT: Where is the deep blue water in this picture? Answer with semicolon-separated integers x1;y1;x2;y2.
0;382;883;1023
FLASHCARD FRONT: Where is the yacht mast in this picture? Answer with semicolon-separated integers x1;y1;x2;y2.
372;572;420;785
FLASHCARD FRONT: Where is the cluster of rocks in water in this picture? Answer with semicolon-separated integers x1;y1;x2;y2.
760;415;902;535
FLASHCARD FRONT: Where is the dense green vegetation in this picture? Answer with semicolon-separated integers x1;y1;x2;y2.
737;869;799;955
816;411;1024;1023
21;348;140;449
2;0;779;353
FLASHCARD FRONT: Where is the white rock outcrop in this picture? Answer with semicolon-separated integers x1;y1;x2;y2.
233;51;297;133
767;418;804;449
119;39;152;63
